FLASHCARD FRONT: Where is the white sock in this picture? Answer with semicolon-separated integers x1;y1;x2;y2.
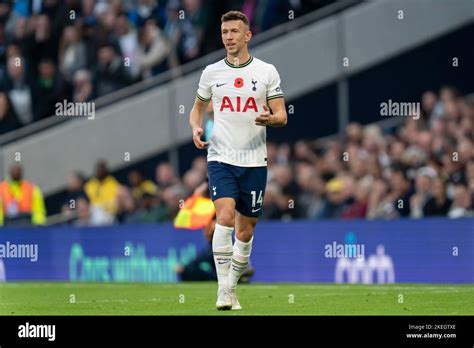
229;237;253;290
212;224;234;290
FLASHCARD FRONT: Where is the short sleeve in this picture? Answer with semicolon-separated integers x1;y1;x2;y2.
196;67;212;102
266;65;284;101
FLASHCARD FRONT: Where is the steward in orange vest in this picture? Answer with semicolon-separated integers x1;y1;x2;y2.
0;164;46;226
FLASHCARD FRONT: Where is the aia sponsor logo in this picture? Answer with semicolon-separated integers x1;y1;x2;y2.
220;96;258;112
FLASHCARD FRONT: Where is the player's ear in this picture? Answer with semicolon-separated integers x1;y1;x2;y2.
245;30;252;42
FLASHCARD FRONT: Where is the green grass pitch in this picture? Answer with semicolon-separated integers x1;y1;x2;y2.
0;282;472;315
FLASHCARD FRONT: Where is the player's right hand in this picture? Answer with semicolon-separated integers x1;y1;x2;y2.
192;128;209;149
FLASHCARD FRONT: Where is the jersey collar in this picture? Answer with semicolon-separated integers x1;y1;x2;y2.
224;55;253;68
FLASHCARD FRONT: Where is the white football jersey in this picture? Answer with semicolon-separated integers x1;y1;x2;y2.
197;55;284;167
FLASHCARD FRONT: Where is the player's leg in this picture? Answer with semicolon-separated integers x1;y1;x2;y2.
228;212;257;309
230;212;257;289
207;161;239;310
228;166;267;309
212;197;236;290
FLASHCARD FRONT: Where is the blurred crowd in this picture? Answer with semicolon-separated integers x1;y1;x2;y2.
50;86;473;226
58;158;208;225
0;0;329;135
262;86;473;221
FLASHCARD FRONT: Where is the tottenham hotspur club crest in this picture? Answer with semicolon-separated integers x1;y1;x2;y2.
251;79;257;91
212;186;217;196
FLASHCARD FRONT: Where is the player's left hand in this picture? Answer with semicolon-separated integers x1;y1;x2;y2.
255;105;274;126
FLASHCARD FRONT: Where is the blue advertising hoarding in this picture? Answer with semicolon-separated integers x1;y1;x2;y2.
0;218;472;283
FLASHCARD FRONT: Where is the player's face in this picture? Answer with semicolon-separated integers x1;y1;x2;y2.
221;20;251;56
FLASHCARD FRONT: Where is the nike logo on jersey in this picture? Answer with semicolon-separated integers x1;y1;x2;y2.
251;208;262;213
216;83;227;87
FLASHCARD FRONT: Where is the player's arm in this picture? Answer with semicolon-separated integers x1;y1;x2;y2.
191;66;212;149
256;64;287;127
255;97;287;127
189;97;210;149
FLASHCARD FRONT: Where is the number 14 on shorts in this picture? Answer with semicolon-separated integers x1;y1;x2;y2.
251;190;263;211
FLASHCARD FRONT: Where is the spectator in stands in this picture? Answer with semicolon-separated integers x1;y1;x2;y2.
190;156;208;178
32;58;71;121
25;14;59;69
0;163;46;226
341;178;370;219
0;1;16;39
155;162;179;189
10;17;29;50
161;183;187;218
440;152;465;193
128;0;163;28
116;13;141;79
182;169;204;196
60;171;87;219
422;90;437;121
128;169;158;203
81;15;101;69
74;196;91;226
466;160;474;202
448;184;473;218
95;3;119;44
163;0;183;70
306;177;329;216
54;0;81;30
0;91;20;135
423;178;452;217
84;160;120;225
266;142;279;166
93;41;133;97
367;179;391;219
72;69;94;102
270;164;302;219
410;166;436;218
318;176;355;219
3;56;34;125
126;192;169;223
137;18;171;78
115;185;136;223
261;182;282;220
386;167;413;217
345;122;363;144
295;164;325;219
179;0;206;63
275;142;291;165
58;25;87;81
293;140;318;164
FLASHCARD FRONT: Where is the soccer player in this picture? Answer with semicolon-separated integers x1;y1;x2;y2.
189;11;287;310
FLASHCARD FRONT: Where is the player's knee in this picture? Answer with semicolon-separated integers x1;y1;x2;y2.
216;209;235;227
236;225;254;243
